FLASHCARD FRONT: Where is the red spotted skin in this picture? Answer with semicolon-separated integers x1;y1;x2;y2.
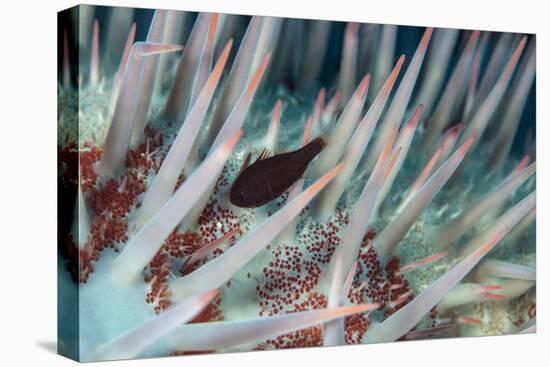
230;137;326;208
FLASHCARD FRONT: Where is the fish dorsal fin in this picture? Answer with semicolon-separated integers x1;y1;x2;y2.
238;153;252;175
256;148;272;162
275;141;291;155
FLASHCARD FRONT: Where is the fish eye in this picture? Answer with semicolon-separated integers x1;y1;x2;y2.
239;192;246;199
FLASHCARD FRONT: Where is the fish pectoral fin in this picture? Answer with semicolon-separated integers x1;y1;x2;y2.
264;177;275;197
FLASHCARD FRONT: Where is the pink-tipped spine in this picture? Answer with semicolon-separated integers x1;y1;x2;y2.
322;90;342;126
311;88;326;137
98;41;183;180
433;161;535;250
63;28;71;88
374;137;475;263
458;190;535;257
111;130;242;284
265;99;282;152
489;39;536;172
309;73;370;179
170;163;343;302
421;31;480;152
94;290;218;360
318;127;399;299
458;36;527;150
364;27;432;174
365;230;508;343
163;13;213;123
163;303;379;352
338;22;360;104
110;22;136;115
90;20;100;87
399;251;447;274
312;57;403;220
376;103;423;208
412;28;459;117
131;41;233;233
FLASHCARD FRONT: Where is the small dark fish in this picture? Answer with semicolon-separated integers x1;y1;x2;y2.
230;137;326;208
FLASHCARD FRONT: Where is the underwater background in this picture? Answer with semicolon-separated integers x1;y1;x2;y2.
58;4;536;362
